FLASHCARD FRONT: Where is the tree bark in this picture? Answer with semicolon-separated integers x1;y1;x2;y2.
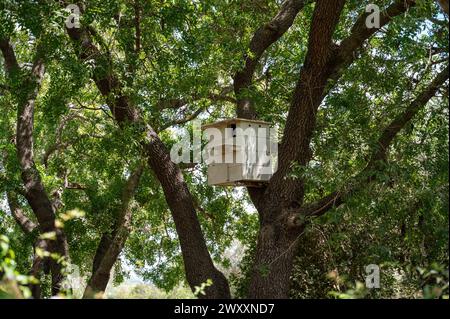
234;0;425;298
5;191;44;299
248;212;304;298
6;192;37;234
242;0;346;298
234;0;308;119
83;165;143;298
29;238;47;299
437;0;449;15
66;25;230;298
1;38;69;296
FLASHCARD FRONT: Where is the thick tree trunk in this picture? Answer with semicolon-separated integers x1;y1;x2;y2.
83;233;115;298
248;65;449;299
144;133;230;298
248;221;301;298
2;37;70;296
67;26;230;299
244;0;346;298
12;49;69;296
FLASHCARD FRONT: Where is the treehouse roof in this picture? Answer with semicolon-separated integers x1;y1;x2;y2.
201;118;271;130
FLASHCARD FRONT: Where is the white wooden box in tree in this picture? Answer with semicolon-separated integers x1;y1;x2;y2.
202;118;277;187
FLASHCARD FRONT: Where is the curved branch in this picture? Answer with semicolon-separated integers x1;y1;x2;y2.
6;192;37;234
160;106;205;131
234;0;309;119
299;65;449;220
371;66;449;162
157;86;235;111
0;38;19;75
66;21;230;298
83;164;144;298
1;39;69;295
327;0;416;85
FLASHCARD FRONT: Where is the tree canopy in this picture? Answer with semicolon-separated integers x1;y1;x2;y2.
0;0;448;299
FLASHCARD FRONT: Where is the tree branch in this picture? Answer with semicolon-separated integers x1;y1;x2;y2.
65;20;230;298
1;38;69;295
157;85;235;111
0;38;20;75
83;164;144;298
370;66;449;163
42;113;100;167
6;192;37;234
267;0;346;209
160;106;205;131
234;0;308;119
327;0;416;85
298;65;449;221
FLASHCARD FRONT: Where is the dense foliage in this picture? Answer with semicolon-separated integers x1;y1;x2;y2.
0;0;448;299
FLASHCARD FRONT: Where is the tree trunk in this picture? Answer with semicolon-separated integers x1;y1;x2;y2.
29;239;46;299
144;134;230;298
13;52;69;296
248;221;302;298
83;166;143;298
67;26;230;299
